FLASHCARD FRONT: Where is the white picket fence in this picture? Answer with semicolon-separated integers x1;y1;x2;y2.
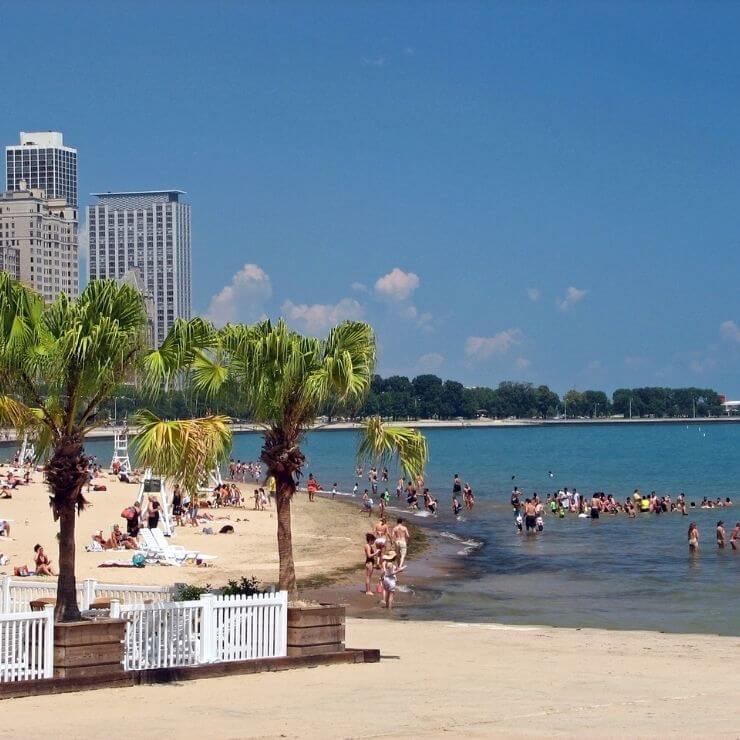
114;591;288;670
0;575;175;614
0;580;288;681
0;606;54;682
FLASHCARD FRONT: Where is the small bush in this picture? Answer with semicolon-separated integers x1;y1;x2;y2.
222;576;262;597
174;583;211;601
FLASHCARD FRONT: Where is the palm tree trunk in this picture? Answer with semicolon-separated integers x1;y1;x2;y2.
56;506;80;621
261;425;304;594
275;472;296;592
46;437;89;622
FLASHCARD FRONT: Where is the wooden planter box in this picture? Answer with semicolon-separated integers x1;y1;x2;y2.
287;604;345;657
54;619;126;679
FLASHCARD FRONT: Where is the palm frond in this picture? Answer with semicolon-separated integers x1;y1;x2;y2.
130;411;232;494
357;415;428;481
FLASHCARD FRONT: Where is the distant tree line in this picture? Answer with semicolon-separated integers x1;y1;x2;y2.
354;375;726;420
92;377;727;423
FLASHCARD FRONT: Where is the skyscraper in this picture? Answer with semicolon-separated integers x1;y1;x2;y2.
0;180;79;300
6;132;78;208
87;191;192;345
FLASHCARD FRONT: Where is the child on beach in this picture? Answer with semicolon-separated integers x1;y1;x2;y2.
380;551;405;610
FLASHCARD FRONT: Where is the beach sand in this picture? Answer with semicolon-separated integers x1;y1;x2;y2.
0;473;371;589
1;617;737;738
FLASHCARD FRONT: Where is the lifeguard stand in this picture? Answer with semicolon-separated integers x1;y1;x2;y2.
198;467;224;494
110;429;132;474
136;468;175;536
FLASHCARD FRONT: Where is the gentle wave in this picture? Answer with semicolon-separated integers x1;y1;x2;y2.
440;530;485;556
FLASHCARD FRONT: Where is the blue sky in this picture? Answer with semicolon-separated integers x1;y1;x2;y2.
3;2;740;396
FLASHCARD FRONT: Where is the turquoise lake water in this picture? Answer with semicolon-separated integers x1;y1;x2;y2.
83;422;740;634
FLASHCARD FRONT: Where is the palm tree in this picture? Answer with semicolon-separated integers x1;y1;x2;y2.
184;319;428;592
0;274;223;621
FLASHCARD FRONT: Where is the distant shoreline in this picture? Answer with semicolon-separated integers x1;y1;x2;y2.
1;414;738;444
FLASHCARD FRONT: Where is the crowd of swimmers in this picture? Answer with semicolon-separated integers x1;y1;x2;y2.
510;486;734;530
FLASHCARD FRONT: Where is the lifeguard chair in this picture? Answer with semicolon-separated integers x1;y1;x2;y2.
110;429;132;474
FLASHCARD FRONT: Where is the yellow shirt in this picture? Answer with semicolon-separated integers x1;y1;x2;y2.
267;475;276;493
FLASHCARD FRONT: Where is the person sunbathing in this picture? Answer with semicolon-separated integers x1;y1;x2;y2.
33;544;56;576
107;524;137;550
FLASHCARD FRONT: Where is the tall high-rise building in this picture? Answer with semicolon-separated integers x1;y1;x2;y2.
87;191;192;345
6;132;78;208
0;180;79;300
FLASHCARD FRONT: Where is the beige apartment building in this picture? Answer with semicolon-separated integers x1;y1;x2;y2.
0;180;79;300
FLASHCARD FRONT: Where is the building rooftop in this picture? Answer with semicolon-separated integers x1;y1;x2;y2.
6;131;75;151
91;190;186;196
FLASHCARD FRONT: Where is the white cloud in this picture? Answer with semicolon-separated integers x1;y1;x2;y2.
556;286;587;311
400;304;432;326
351;282;368;294
690;357;717;374
526;287;540;302
362;56;387;67
281;298;364;334
584;360;603;373
205;264;272;326
465;329;523;361
624;355;646;369
374;268;420;302
419;352;444;370
720;320;740;344
515;357;531;370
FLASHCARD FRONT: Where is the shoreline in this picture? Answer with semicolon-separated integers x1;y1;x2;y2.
1;414;739;443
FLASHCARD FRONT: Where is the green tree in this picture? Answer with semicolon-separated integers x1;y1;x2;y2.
185;319;428;592
0;276;219;621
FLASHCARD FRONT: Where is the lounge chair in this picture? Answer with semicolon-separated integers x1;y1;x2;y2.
149;528;217;563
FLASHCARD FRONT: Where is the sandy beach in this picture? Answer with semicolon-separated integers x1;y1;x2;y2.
1;617;737;738
1;470;738;739
0;473;371;589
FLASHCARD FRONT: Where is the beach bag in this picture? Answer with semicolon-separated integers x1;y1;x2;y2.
93;484;107;491
121;506;135;519
132;553;146;568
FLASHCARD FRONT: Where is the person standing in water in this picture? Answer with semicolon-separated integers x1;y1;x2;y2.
688;522;699;553
511;486;521;518
716;521;726;549
452;474;462;500
392;518;410;568
731;522;740;551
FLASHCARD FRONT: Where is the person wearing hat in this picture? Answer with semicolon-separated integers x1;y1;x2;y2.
380;550;405;610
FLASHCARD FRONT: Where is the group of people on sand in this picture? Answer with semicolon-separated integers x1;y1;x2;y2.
688;521;740;552
363;517;410;609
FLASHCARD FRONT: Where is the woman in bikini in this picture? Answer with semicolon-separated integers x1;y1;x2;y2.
33;544;56;576
363;533;379;595
688;522;699;553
